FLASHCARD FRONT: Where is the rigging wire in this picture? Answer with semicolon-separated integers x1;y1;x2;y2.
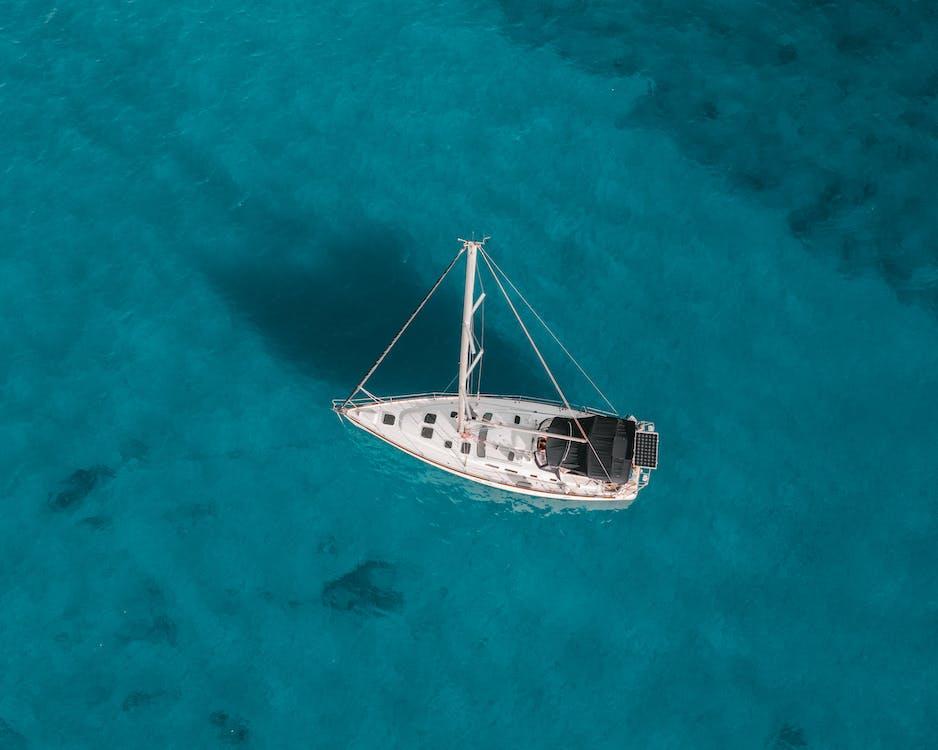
477;248;613;483
441;371;458;395
343;246;465;406
480;248;618;415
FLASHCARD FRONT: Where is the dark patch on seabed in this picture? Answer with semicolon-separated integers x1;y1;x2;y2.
78;514;112;530
766;724;808;748
116;582;179;647
317;533;338;555
495;0;938;310
48;466;115;511
209;710;250;745
322;560;404;616
117;612;178;647
0;718;28;750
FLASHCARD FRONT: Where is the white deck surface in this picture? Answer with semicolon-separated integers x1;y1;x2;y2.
338;395;643;502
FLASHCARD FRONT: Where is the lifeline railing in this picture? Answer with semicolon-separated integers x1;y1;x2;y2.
331;391;618;417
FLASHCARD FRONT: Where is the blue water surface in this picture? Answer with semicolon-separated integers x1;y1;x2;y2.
2;1;937;747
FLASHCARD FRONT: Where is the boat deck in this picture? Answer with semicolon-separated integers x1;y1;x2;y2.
336;394;647;502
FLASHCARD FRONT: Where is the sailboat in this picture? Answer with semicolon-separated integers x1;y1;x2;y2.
332;237;658;503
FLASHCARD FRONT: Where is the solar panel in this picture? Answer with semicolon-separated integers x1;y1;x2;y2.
633;431;659;469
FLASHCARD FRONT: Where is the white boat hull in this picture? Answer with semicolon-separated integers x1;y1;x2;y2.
333;394;655;504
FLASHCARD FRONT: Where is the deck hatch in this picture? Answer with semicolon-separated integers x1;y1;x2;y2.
424;413;437;424
477;413;492;457
633;431;659;469
421;427;434;439
382;414;395;425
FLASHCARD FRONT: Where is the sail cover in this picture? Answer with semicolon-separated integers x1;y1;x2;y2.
544;416;636;483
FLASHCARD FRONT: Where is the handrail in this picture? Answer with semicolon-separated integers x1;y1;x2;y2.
331;391;618;417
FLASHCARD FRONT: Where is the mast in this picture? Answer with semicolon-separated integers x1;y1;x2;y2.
456;237;486;434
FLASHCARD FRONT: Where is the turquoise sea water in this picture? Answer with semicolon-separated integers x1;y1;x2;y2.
2;1;937;747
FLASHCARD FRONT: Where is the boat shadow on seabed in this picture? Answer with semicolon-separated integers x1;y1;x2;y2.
206;231;550;398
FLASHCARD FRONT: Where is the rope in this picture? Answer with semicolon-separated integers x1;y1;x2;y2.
478;249;613;482
481;249;617;415
343;247;465;406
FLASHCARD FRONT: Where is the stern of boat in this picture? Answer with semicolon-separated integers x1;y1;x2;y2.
631;420;659;493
